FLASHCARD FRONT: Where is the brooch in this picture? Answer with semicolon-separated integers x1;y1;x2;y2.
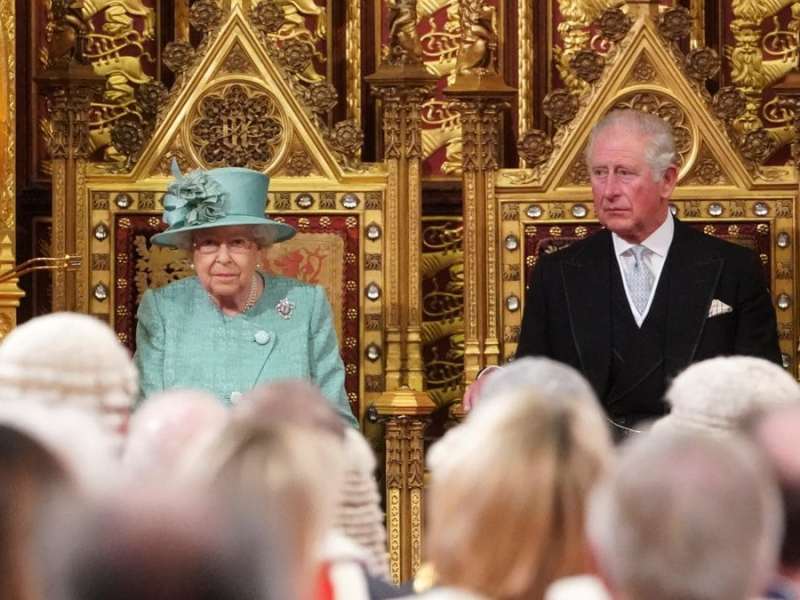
276;297;295;320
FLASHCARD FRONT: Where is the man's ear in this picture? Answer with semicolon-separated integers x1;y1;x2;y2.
660;164;679;200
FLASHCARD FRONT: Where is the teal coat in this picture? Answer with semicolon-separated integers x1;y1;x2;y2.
134;273;358;427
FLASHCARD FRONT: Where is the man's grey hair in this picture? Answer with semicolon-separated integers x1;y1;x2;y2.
585;109;677;181
478;356;599;413
587;432;783;600
655;356;800;436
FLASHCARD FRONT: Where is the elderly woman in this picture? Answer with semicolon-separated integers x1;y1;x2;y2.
134;164;356;427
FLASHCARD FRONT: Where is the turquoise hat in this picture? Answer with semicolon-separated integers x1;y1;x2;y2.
151;162;296;249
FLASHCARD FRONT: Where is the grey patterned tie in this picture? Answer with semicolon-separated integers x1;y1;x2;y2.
625;245;655;316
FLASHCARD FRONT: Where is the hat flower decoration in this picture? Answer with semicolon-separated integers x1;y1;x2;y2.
150;160;296;249
162;162;229;228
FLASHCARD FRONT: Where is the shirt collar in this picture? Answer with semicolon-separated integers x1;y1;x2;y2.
612;211;674;258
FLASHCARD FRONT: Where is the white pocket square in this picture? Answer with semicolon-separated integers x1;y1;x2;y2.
707;299;733;318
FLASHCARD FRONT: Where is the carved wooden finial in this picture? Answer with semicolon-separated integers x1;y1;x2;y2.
0;236;14;267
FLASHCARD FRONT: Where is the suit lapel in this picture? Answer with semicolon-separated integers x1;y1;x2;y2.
664;221;723;376
561;231;612;398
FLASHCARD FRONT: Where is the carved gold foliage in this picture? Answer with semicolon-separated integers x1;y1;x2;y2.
740;128;778;163
685;145;728;186
567;155;590;185
250;0;285;35
517;130;553;167
304;81;338;114
657;6;693;42
598;7;632;42
712;86;748;122
631;54;657;83
135;81;168;117
282;149;314;176
189;83;286;170
163;41;196;74
221;43;257;74
110;115;145;164
329;119;365;163
684;47;721;81
570;49;605;83
542;89;579;125
188;0;224;33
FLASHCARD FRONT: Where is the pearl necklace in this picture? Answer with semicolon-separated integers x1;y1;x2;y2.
241;274;260;313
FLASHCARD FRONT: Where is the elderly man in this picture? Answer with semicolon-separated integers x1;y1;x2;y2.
587;432;783;600
515;109;780;432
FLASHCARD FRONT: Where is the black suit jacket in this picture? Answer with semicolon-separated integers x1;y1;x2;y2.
516;219;782;409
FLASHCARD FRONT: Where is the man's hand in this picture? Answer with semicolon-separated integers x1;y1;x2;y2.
461;365;501;412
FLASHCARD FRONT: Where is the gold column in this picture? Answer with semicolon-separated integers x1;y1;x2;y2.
384;416;427;583
366;0;436;583
0;0;21;336
36;10;105;311
346;0;362;124
444;0;515;385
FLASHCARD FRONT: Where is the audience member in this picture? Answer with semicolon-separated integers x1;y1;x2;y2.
0;312;137;444
122;388;227;482
653;356;800;436
415;357;613;600
0;425;72;600
236;380;390;582
0;402;119;493
39;487;286;600
587;432;782;600
751;405;800;599
188;416;345;599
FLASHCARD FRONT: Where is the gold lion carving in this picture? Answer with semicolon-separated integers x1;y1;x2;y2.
455;0;497;75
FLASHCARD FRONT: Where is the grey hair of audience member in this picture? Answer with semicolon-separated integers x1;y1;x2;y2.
0;312;137;440
478;356;601;413
190;418;345;599
585;109;677;180
426;357;613;599
587;432;782;600
430;357;609;476
123;389;227;482
236;380;389;579
655;356;800;436
39;487;289;600
751;404;800;571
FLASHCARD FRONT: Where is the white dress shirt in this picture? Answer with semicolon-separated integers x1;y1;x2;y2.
612;212;674;327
